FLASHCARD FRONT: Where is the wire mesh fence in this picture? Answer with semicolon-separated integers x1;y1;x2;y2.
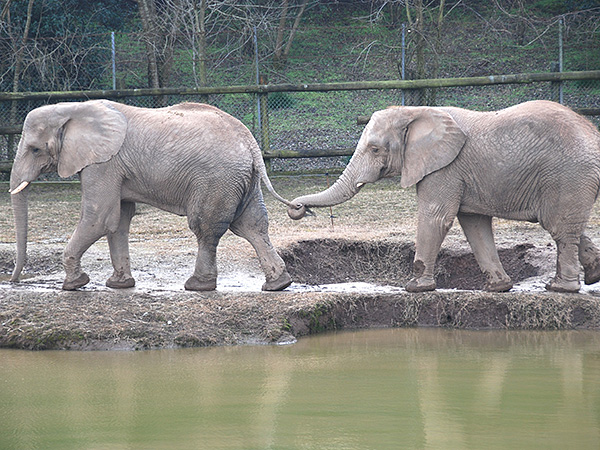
0;3;599;180
1;75;599;183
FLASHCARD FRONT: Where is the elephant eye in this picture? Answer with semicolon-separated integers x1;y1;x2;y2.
31;147;41;154
371;146;380;154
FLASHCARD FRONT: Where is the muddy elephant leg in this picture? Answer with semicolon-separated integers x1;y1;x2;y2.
63;217;111;290
546;236;581;293
185;238;219;291
106;201;136;289
579;234;600;285
406;208;456;293
184;213;229;291
229;193;292;292
63;172;125;290
457;213;512;292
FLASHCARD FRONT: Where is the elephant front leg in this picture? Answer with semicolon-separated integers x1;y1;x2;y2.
458;213;512;292
406;210;456;293
106;201;136;289
63;252;90;291
62;221;106;290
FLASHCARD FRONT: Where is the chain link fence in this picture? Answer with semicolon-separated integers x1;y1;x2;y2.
1;4;599;180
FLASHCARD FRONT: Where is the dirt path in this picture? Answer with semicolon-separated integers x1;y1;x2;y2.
1;178;600;350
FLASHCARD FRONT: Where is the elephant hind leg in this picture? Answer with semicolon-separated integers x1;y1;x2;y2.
545;242;581;292
543;212;591;292
185;212;230;291
457;213;512;292
106;201;136;289
579;234;600;285
185;234;220;292
229;193;291;291
545;235;581;293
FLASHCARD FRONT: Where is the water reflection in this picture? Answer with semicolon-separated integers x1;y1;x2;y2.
1;328;599;449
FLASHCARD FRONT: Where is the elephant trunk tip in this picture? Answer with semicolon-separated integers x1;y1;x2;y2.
287;204;307;220
10;259;24;282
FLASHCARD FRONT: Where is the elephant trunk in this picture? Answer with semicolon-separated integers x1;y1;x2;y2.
288;156;365;220
10;186;29;281
9;152;32;282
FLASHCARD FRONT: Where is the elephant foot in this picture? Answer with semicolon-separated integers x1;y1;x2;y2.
62;273;90;291
185;276;217;291
106;275;135;289
545;278;580;293
485;278;513;292
583;261;600;285
262;272;292;291
405;277;436;293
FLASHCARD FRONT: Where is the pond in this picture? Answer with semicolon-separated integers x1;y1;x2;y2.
1;328;599;449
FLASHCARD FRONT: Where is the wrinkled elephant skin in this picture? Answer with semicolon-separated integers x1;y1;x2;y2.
10;100;293;292
288;100;600;293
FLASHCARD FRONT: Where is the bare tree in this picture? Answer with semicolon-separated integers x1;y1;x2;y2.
136;0;180;90
363;0;457;105
136;0;161;88
273;0;309;69
193;0;208;87
2;0;34;158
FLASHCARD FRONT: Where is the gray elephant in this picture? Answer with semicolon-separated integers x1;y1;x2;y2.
10;100;293;292
288;100;600;293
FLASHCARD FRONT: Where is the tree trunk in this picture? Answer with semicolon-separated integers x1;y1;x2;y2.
193;0;208;88
274;0;308;69
283;0;308;58
136;0;161;89
8;0;34;160
274;0;289;69
406;0;425;105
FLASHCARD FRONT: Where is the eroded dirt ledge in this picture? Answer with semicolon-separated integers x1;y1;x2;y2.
1;288;600;351
3;180;600;350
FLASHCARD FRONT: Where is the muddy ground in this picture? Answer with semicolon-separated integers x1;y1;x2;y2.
1;177;600;350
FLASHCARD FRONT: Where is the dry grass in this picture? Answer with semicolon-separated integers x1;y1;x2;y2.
2;176;600;350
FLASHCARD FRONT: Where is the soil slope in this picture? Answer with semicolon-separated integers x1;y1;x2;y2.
1;179;600;350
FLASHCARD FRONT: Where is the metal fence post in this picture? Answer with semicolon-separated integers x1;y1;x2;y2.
551;18;565;104
253;26;271;171
259;76;271;171
401;23;406;106
111;32;117;90
558;17;564;104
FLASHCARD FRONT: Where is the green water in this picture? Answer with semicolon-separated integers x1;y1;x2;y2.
1;328;599;449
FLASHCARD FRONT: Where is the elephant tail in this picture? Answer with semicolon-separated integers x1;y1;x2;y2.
249;140;296;208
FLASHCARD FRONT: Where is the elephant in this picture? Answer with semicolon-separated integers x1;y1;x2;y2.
288;100;600;293
9;100;293;292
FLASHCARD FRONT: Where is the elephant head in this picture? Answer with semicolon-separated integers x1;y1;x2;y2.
287;106;467;220
9;100;128;281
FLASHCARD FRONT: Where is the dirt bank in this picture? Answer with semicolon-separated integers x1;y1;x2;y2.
1;179;600;350
2;287;599;351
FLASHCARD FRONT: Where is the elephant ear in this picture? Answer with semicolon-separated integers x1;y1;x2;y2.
56;100;128;178
400;108;466;188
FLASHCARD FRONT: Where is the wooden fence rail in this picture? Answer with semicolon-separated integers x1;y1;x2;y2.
1;70;600;174
1;70;598;102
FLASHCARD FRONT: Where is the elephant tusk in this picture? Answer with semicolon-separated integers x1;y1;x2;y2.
9;181;30;195
356;182;365;189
